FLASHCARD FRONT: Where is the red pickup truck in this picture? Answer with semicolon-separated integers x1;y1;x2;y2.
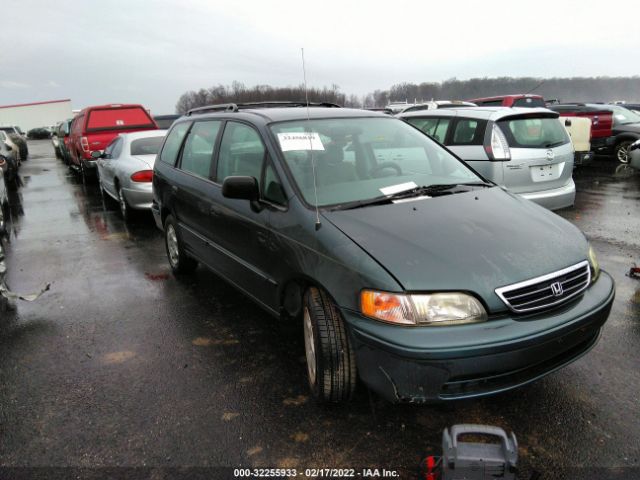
69;104;158;175
546;104;615;155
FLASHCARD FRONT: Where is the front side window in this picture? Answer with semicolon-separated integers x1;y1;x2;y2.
270;117;480;207
498;117;570;149
216;122;265;182
180;120;221;178
159;121;191;166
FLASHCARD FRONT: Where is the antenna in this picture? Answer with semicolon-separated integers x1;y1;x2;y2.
301;47;322;231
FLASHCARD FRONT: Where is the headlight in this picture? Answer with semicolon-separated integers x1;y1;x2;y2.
360;290;487;326
588;245;600;282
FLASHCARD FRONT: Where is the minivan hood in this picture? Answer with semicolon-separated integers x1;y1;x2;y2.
323;187;588;313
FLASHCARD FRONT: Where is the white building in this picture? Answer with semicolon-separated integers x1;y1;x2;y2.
0;99;73;132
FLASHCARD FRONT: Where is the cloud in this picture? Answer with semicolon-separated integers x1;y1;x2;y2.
44;80;60;88
0;81;30;89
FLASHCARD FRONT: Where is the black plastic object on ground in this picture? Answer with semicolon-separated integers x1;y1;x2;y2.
440;424;518;479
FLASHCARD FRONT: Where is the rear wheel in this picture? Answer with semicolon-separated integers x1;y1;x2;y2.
615;140;633;164
164;215;197;274
303;287;357;403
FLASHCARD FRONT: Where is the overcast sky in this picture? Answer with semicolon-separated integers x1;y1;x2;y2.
2;0;639;114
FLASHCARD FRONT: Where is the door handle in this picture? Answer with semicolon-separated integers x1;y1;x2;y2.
209;205;220;216
171;185;179;193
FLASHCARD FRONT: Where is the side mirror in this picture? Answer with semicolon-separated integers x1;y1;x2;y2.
564;119;572;127
91;150;103;159
222;176;259;201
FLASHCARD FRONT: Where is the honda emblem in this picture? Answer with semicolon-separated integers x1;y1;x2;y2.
551;282;563;296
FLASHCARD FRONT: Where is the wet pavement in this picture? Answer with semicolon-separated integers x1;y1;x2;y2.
1;141;639;479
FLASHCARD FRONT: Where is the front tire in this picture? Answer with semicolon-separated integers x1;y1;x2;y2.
615;140;633;164
164;215;197;274
303;287;357;403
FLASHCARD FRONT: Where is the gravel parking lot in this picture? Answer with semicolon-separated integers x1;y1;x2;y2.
1;140;639;479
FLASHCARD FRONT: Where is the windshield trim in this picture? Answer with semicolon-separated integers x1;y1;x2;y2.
266;115;489;211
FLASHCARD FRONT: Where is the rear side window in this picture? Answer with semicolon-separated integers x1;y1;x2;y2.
406;117;450;143
159;122;191;166
498;117;570;148
512;98;545;108
216;122;265;182
86;107;155;131
130;137;164;156
450;119;487;146
180;121;222;179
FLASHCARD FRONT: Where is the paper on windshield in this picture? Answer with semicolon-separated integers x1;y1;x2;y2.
277;132;325;152
379;182;417;196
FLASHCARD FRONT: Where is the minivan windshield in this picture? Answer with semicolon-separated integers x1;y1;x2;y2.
270;117;482;207
498;117;570;149
606;105;640;126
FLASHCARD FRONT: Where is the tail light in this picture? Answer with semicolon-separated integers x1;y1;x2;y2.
484;124;511;161
81;136;89;152
0;156;6;167
130;170;153;182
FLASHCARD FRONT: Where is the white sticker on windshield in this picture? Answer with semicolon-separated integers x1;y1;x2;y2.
277;132;325;152
379;182;417;196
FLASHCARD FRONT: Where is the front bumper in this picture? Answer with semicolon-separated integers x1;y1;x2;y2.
344;271;615;403
519;179;576;210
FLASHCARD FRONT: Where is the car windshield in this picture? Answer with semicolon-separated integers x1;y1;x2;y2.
130;136;164;156
270;117;481;207
607;105;640;126
498;117;570;148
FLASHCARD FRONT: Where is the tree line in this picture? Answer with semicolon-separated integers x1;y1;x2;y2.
176;76;640;113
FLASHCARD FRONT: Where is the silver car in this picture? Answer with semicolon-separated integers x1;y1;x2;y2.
95;130;166;221
398;107;576;210
629;139;640;171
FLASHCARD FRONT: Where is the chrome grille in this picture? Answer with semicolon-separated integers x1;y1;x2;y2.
495;261;591;313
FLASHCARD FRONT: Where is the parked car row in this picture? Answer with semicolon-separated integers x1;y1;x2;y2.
388;94;640;163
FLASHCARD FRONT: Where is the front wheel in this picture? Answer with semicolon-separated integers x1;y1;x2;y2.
615;140;633;164
164;215;197;275
303;287;357;403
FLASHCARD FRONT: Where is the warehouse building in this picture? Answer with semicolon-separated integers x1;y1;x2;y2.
0;99;73;132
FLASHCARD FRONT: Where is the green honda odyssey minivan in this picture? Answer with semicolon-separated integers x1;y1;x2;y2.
152;102;615;403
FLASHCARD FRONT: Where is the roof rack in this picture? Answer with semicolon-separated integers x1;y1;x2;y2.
186;101;342;116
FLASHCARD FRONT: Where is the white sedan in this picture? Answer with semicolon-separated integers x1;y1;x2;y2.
94;130;166;221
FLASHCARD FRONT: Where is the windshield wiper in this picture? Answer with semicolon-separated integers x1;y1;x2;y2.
330;182;493;211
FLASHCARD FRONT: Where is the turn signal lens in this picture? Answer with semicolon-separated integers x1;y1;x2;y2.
130;170;153;182
361;290;415;325
360;290;487;326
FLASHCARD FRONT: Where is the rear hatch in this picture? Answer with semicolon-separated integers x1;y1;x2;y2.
83;106;157;153
495;113;573;194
